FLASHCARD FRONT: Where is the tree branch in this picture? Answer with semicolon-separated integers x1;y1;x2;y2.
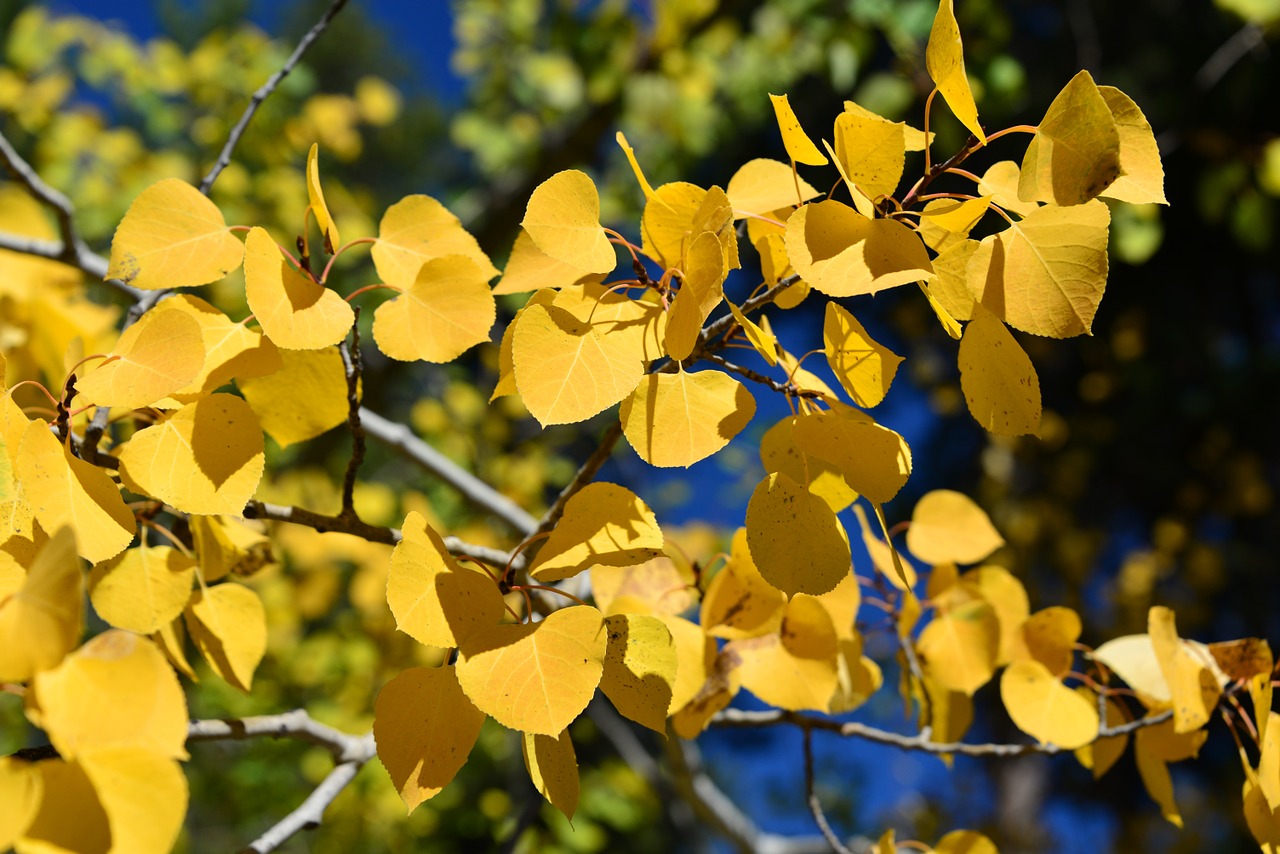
338;313;366;515
803;728;854;854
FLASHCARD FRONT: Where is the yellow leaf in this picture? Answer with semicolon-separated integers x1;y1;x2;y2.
1074;687;1130;779
906;489;1005;565
79;748;188;854
88;544;195;635
521;170;616;274
726;158;820;216
775;339;841;402
701;528;786;640
958;305;1042;436
387;511;504;648
238;345;348;448
18;758;111;854
829;635;883;714
959;565;1029;665
785;200;933;298
759;415;857;512
0;527;80;682
853;503;915;590
493;230;602;296
1245;778;1280;852
917;196;991;253
979;161;1040;217
823;302;902;408
117;393;264;516
107;177;244;290
184;581;267;691
243;226;353;350
658;613;717;713
156;295;282;404
1260;711;1280;810
728;595;840;712
456;605;607;735
918;598;999;695
728;301;778;366
671;646;742;738
372;194;498;286
1009;605;1082;677
918;281;964;340
1019;71;1121;206
522;730;579;819
1092;634;1172;707
16;422;135;564
551;283;667;364
935;830;999;854
768;93;828;166
306;143;340;253
0;757;41;849
790;409;912;505
664;231;726;361
34;630;188;761
875;829;896;854
615;131;660;204
690;186;740;273
373;665;486;812
152;616;197;681
928;239;979;322
832;110;906;199
600;613;677;733
528;483;663;582
492;290;555;400
373;255;496;363
0;188;80;299
918;671;973;752
1135;718;1206;827
1000;659;1099;749
925;0;986;143
745;472;851;597
590;556;698;618
620;371;756;469
512;303;644;426
641;182;707;270
817;574;861;641
75;308;205;410
1149;605;1221;733
1098;86;1168;206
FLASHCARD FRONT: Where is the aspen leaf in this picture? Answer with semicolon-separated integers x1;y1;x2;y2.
456;605;607;735
189;514;274;582
746;472;851;597
926;0;986;143
1074;688;1130;779
727;300;777;366
790;410;912;505
117;393;265;516
107;177;243;289
373;255;496;363
928;239;980;321
620;371;756;469
1149;605;1221;733
34;630;188;761
917;196;991;253
689;185;740;273
918;281;964;340
919;672;973;753
0;526;81;682
823;302;902;408
372;194;498;286
373;665;486;812
494;230;602;295
728;595;840;712
760;415;857;512
960;566;1030;665
600;613;677;733
88;544;195;635
979;161;1040;217
16;421;135;564
775;341;841;402
18;759;111;854
522;730;579;819
306;143;340;252
75;308;204;410
1259;710;1280;810
184;582;267;691
238;345;348;448
79;748;188;854
785;201;933;298
387;511;504;648
768;93;828;165
492;289;555;400
641;182;707;270
521;169;616;274
726;159;820;216
243;226;353;350
0;757;41;849
1000;659;1099;749
616;131;660;203
1098;86;1167;205
853;503;916;590
590;555;698;617
832;110;906;199
551;283;667;364
935;830;998;854
153;616;197;681
958;305;1042;436
157;295;281;403
701;528;786;640
658;613;717;713
1092;634;1172;707
1010;606;1082;677
875;829;896;854
1245;778;1280;852
664;231;726;361
528;483;663;582
829;636;882;714
918;598;999;695
906;489;1005;565
821;137;878;219
1135;718;1206;827
512;303;644;426
1019;71;1121;206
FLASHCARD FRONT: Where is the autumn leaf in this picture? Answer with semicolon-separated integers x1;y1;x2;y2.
527;483;664;582
619;370;756;468
768;93;828;165
243;226;353;350
521;170;617;274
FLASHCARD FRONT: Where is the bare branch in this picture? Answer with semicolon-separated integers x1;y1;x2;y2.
243;757;365;854
705;353;825;400
199;0;351;194
338;312;367;515
803;728;854;854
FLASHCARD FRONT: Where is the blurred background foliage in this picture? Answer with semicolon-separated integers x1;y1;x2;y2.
1;0;1279;851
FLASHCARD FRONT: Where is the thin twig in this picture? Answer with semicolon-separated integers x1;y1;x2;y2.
803;728;854;854
705;353;824;400
338;310;366;515
199;0;352;194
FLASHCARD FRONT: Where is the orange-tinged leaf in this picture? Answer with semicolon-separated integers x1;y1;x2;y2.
918;598;999;695
620;371;756;469
184;582;267;691
906;489;1005;565
306;143;340;252
373;255;497;363
917;196;991;253
522;730;579;819
34;630;188;760
237;345;348;449
372;194;498;286
1149;605;1221;733
243;226;353;350
768;93;828;166
1098;86;1167;205
16;422;134;564
88;544;195;635
1092;634;1172;707
1019;71;1121;206
528;483;663;583
746;472;851;597
926;0;986;143
1001;659;1099;749
373;665;486;812
958;305;1042;436
156;295;281;403
600;613;677;733
17;758;110;854
78;748;188;854
455;605;607;735
760;415;857;512
0;757;41;848
791;410;912;505
832;110;906;199
1074;687;1130;779
107;177;243;289
701;528;786;640
521;170;616;274
117;393;264;516
664;231;726;361
494;230;602;296
728;595;840;712
387;511;504;648
726;158;820;216
785;200;933;298
0;527;80;682
823;302;902;408
75;308;204;410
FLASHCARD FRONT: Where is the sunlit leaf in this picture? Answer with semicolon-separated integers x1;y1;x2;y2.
238;346;348;448
373;194;498;286
768;93;828;165
75;308;204;410
1019;71;1121;206
958;304;1042;436
790;410;912;505
1074;687;1130;779
1098;86;1168;206
918;598;999;695
156;295;281;403
1000;659;1099;749
759;415;857;512
493;230;602;296
906;489;1005;565
1010;606;1082;677
0;757;41;849
917;196;991;253
522;730;579;819
1092;634;1173;707
306;143;340;252
521;170;617;274
832;110;906;199
726;158;819;216
925;0;986;143
529;484;663;583
0;527;81;682
184;581;267;691
822;302;902;408
728;595;840;712
746;472;851;596
785;200;933;298
701;528;786;640
620;370;756;468
373;255;496;363
600;613;677;733
243;226;353;350
88;544;195;635
1149;605;1221;733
